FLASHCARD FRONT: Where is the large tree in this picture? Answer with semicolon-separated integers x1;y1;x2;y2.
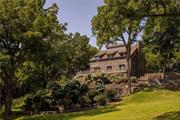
92;0;145;94
57;32;97;78
92;0;180;94
143;16;180;76
0;0;61;119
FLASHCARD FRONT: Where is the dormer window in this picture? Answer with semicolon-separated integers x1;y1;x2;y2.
95;56;100;60
107;54;113;58
120;53;124;57
119;52;126;57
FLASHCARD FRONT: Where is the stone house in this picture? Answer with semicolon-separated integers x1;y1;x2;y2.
89;42;146;76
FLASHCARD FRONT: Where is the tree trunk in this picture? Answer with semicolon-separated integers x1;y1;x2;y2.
126;46;132;94
4;68;15;120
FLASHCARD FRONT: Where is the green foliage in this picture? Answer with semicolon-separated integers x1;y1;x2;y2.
143;16;180;72
87;89;98;101
79;95;91;108
91;0;148;94
93;94;108;106
11;90;180;120
143;50;162;72
84;73;127;84
56;33;97;78
47;81;64;100
24;90;51;112
108;73;127;83
91;73;111;85
13;95;27;111
23;79;112;112
63;80;82;104
130;76;137;83
104;89;117;101
92;0;143;46
0;0;62;116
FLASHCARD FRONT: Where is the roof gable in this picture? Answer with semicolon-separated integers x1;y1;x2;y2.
90;44;139;62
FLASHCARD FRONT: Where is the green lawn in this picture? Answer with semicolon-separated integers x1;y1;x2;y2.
11;89;180;120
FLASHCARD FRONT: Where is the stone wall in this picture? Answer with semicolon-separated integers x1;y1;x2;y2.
90;58;127;73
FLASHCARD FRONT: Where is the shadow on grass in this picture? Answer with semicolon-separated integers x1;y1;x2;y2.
12;103;121;120
153;111;180;120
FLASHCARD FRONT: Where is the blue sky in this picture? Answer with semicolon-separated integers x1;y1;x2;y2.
45;0;104;47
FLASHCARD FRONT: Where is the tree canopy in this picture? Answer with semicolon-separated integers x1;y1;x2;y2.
0;0;62;119
91;0;180;93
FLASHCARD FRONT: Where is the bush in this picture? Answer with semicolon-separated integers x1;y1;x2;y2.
79;95;91;108
80;83;89;94
93;94;108;106
63;80;81;104
109;73;127;83
104;89;117;101
23;77;119;112
62;98;73;111
24;90;51;112
13;95;28;111
131;76;137;83
24;96;34;112
87;89;98;101
91;73;111;85
95;84;105;93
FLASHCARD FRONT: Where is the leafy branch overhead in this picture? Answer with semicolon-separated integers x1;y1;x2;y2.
92;0;180;46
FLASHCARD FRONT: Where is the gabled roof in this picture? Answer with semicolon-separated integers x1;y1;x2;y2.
107;43;125;49
95;51;106;57
90;44;139;62
107;50;118;55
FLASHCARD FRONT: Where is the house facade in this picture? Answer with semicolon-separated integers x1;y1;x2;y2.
89;42;146;76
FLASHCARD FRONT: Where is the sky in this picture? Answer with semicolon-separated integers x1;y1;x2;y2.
45;0;104;47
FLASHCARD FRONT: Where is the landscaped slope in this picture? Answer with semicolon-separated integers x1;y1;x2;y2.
15;89;180;120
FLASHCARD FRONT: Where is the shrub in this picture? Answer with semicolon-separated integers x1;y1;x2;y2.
62;98;73;111
84;74;92;81
93;94;108;106
63;80;81;104
12;94;31;113
131;76;138;83
47;81;60;92
80;83;89;94
79;95;91;108
91;73;111;85
104;89;117;101
24;97;33;112
87;89;98;101
24;90;51;112
109;73;127;83
95;84;105;93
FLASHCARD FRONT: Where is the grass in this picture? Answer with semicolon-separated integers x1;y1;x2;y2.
10;89;180;120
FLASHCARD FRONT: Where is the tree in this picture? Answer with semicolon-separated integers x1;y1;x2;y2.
92;0;180;93
57;32;97;78
143;50;162;72
0;0;61;119
115;0;180;18
143;16;180;77
92;0;145;94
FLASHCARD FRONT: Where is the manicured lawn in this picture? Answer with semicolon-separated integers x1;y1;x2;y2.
12;89;180;120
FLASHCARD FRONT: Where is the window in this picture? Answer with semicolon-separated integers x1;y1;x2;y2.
94;67;100;71
107;54;113;58
120;52;126;57
119;64;125;71
107;66;112;70
95;56;100;60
